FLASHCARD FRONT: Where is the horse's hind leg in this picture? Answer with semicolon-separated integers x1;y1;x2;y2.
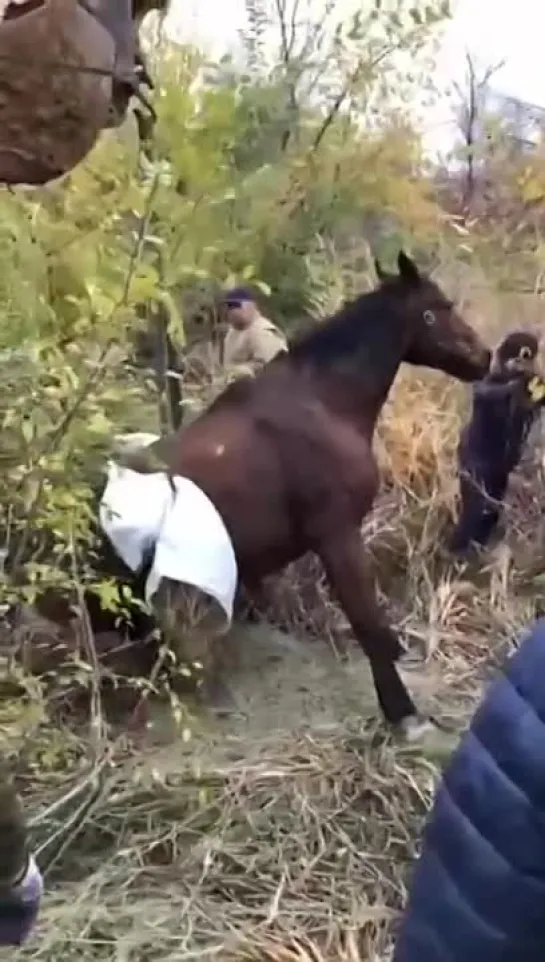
316;529;432;739
155;581;240;716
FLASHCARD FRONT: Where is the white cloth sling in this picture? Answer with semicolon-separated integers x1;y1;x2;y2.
99;455;238;629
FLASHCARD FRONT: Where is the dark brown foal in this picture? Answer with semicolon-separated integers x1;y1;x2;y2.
156;251;490;738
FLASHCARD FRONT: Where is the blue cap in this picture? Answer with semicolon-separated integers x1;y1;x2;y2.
222;286;255;308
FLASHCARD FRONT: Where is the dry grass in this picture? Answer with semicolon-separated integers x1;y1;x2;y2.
19;725;439;962
8;281;545;961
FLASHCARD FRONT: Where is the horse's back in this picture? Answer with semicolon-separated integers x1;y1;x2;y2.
169;366;378;568
171;390;293;569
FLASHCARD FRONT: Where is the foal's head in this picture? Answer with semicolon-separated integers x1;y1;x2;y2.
375;252;490;381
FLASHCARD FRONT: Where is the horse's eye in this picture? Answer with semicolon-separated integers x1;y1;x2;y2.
423;310;436;325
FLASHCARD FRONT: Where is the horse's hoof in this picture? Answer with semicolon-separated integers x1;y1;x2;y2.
204;679;240;717
397;715;458;760
398;715;435;742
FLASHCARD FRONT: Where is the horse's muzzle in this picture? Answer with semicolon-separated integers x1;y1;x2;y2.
457;345;491;382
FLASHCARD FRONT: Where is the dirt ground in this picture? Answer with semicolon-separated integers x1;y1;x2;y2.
16;586;499;962
142;619;474;775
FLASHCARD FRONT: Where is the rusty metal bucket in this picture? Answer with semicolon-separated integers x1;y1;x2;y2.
0;0;116;185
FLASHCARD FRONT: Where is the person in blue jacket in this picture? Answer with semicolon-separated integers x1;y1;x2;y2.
393;616;545;962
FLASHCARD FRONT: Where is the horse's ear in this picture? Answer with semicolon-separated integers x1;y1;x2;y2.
397;250;420;284
374;258;386;281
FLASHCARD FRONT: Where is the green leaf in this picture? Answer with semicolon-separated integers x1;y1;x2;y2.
88;410;112;436
157;290;186;346
93;580;121;612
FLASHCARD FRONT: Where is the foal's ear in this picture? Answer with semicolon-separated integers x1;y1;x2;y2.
374;257;387;281
397;250;420;284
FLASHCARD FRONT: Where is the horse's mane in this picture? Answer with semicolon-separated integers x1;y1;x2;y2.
205;276;411;412
288;277;405;366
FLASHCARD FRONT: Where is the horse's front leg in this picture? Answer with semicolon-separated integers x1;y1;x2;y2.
316;529;431;740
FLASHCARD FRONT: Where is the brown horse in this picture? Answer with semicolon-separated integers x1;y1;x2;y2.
153;251;491;740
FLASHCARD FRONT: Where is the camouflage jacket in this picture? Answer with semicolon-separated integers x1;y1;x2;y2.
223;315;287;375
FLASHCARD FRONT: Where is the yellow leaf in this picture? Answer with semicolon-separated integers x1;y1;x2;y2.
223;273;237;290
528;377;545;402
21;419;34;444
173;705;184;725
128;264;161;304
88;410;112;435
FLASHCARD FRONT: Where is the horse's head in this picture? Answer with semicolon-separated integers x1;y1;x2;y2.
377;251;491;382
0;0;166;186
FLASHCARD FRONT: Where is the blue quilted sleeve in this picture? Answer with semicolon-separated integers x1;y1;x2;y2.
393;618;545;962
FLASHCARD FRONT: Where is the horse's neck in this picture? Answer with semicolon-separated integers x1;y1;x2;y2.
315;312;408;434
321;367;402;435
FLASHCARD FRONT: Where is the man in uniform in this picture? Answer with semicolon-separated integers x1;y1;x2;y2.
222;287;288;379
